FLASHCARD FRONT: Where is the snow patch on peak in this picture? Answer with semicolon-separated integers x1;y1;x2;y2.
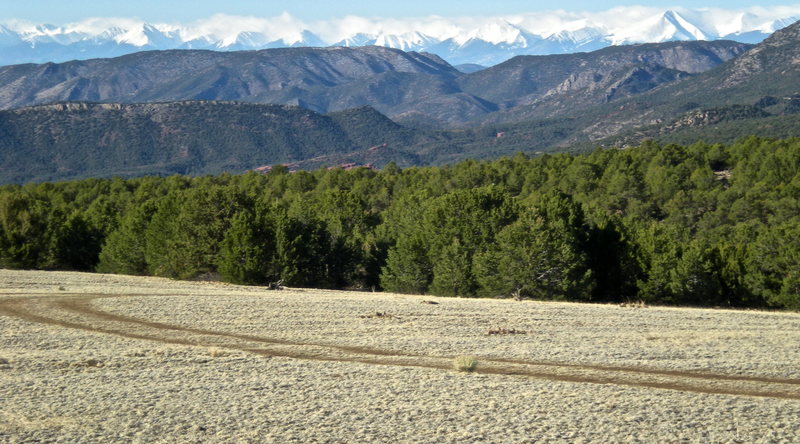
332;33;376;47
609;9;711;44
766;16;800;32
459;20;528;46
375;31;435;50
549;27;605;44
662;10;713;41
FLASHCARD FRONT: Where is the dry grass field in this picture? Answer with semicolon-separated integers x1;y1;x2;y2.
1;269;799;442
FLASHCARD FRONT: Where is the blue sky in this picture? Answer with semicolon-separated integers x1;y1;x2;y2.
3;1;800;23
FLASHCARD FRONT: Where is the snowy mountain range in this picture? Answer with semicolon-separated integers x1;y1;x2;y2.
1;7;798;67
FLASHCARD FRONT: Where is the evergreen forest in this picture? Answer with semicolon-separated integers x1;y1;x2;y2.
1;136;798;309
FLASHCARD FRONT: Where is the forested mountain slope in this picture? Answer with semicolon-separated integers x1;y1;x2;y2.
0;102;424;183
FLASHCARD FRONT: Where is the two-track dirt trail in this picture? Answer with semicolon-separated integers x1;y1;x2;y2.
2;292;800;400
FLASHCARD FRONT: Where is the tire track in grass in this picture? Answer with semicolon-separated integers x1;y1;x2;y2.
55;295;800;387
2;293;800;400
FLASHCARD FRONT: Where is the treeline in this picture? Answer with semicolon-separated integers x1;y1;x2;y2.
0;136;798;309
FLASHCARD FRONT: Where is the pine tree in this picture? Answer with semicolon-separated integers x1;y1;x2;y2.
218;210;276;285
474;197;594;301
96;201;158;275
429;238;474;296
380;233;433;294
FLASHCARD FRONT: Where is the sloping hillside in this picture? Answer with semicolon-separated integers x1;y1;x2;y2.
0;41;750;126
0;102;419;183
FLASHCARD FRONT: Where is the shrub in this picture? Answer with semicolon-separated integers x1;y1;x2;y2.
453;355;478;372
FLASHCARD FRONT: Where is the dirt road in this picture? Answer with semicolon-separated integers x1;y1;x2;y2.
3;293;800;400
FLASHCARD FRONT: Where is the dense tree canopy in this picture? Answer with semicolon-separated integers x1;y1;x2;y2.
2;136;799;309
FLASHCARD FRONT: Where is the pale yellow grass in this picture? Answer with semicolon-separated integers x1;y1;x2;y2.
1;269;799;443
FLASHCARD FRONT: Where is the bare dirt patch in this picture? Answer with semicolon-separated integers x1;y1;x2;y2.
1;269;799;442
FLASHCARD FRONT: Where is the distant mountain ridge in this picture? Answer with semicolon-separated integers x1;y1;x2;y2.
4;19;800;184
0;41;751;126
0;8;796;66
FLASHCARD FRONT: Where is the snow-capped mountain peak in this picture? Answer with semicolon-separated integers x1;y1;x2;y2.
548;27;605;45
661;10;714;41
333;33;376;48
374;31;435;51
610;9;714;44
457;20;528;46
0;7;798;67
